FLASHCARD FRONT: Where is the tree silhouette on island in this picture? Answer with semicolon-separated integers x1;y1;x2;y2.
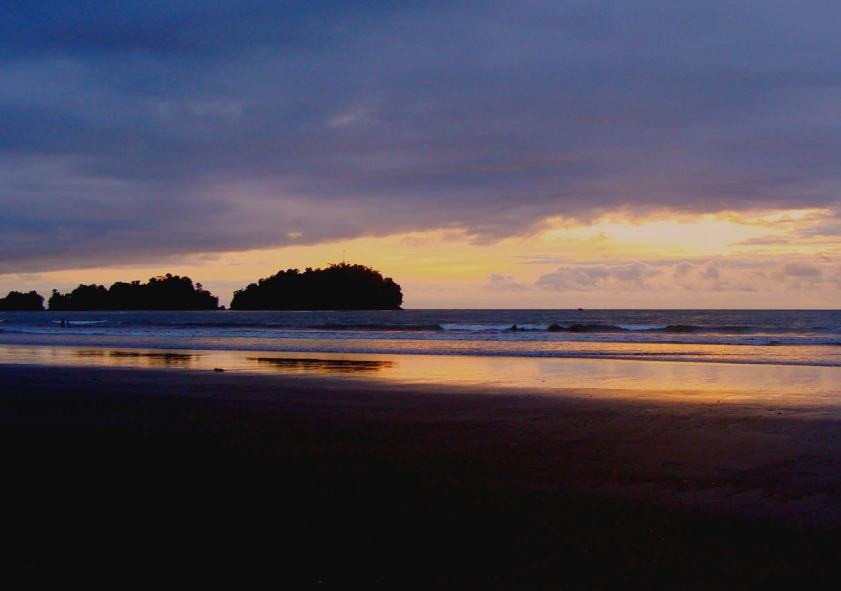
230;263;403;310
0;291;45;311
1;265;402;312
48;274;220;311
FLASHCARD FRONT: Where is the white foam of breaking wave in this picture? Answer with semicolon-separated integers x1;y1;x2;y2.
440;323;551;331
440;324;515;331
618;325;668;331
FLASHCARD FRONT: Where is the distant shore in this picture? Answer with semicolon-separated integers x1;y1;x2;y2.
2;359;841;586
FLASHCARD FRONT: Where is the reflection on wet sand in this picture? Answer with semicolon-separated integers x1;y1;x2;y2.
248;357;393;374
4;344;841;408
109;351;197;367
71;349;199;368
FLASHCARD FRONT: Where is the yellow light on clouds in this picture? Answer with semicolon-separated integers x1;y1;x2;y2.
2;208;837;308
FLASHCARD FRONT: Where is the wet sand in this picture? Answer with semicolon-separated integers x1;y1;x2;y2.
2;363;841;587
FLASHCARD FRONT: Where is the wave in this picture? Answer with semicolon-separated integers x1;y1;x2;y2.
442;323;532;332
0;315;784;336
438;322;756;334
318;323;443;331
165;321;445;332
178;321;290;329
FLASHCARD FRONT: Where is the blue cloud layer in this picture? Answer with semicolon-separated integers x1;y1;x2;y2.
3;0;841;271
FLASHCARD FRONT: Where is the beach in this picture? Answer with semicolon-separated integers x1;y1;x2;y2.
7;0;841;586
3;356;841;587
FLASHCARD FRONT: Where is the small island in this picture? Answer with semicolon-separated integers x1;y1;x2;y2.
0;291;45;311
230;263;403;310
48;274;221;311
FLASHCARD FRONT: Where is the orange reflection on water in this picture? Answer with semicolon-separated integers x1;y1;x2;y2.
247;356;393;374
107;350;197;368
2;344;841;408
70;348;200;368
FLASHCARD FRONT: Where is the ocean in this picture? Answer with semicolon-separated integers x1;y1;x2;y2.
1;309;840;367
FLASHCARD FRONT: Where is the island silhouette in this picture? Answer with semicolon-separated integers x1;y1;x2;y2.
1;264;402;312
48;274;220;311
0;290;45;311
230;263;403;310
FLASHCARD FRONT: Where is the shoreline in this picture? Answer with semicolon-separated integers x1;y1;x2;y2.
3;361;841;585
3;342;841;406
4;329;841;368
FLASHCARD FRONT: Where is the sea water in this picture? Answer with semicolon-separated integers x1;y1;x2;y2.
1;309;840;367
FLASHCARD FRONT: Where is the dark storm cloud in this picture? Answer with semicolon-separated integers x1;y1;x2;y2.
3;0;841;272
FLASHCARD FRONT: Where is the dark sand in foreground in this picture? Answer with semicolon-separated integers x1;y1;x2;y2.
2;363;841;587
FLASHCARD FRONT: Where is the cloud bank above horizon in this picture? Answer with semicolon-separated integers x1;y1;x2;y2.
3;0;841;281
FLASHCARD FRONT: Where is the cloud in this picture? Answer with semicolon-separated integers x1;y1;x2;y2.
3;1;841;272
512;255;575;265
797;214;841;239
701;260;721;280
486;273;531;292
731;236;792;246
537;256;840;292
779;262;822;277
536;262;661;290
670;260;756;291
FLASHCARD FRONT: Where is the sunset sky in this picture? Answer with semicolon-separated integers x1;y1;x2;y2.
3;1;841;308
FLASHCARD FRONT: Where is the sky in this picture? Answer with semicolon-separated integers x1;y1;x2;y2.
2;0;841;308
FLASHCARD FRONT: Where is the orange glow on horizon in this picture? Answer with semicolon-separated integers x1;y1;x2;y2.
2;208;839;309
